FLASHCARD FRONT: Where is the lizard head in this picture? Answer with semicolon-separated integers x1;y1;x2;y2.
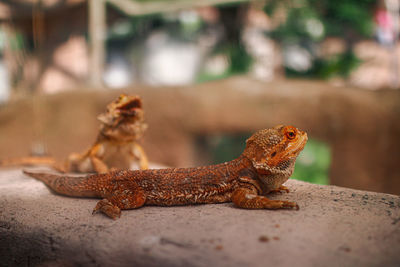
97;94;147;141
243;125;308;176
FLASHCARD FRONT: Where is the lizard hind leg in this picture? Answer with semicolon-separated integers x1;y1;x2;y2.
92;199;121;219
92;190;146;219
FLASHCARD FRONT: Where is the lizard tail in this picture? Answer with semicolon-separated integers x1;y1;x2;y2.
1;156;56;167
23;170;64;184
1;157;67;172
23;170;98;197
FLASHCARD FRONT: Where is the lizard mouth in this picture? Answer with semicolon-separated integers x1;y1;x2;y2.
97;95;144;126
119;98;142;110
117;98;142;116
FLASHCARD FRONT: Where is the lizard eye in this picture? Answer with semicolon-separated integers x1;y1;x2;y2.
286;130;296;140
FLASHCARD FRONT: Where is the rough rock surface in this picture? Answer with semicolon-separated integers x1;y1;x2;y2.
1;168;399;267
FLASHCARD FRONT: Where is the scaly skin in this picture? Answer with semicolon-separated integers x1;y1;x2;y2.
1;94;149;173
24;125;308;219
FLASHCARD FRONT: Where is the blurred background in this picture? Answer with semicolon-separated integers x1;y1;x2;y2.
0;0;399;194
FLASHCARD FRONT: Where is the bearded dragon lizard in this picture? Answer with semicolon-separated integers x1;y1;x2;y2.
24;125;307;219
1;94;148;173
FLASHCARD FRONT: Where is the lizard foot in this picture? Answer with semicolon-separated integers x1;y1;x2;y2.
260;199;299;210
232;187;299;210
269;185;290;194
279;200;299;210
93;199;121;219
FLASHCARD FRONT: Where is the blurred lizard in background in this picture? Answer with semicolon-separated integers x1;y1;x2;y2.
1;94;148;173
24;125;307;219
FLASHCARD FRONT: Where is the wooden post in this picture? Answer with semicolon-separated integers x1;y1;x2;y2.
88;0;106;88
386;0;399;89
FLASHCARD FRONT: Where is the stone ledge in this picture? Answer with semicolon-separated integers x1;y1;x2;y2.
1;168;399;266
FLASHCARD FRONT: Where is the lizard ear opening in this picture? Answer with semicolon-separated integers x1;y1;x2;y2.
255;148;267;163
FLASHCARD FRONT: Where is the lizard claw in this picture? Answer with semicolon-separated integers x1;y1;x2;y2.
282;200;299;210
93;199;121;219
270;185;290;194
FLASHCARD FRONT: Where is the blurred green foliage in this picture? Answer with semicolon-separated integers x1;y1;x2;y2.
208;134;247;164
196;70;231;83
285;51;361;79
107;4;252;82
200;5;253;81
226;43;252;74
196;43;252;83
292;138;330;185
265;0;377;79
203;133;330;185
108;0;377;81
265;0;376;40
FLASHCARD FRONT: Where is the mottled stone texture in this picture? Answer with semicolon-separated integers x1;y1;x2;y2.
1;168;399;267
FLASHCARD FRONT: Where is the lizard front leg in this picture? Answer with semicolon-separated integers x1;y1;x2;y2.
231;177;298;210
232;187;299;210
131;143;148;170
92;190;146;219
88;143;109;173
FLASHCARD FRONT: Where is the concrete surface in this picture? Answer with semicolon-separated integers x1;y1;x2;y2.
1;167;399;267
